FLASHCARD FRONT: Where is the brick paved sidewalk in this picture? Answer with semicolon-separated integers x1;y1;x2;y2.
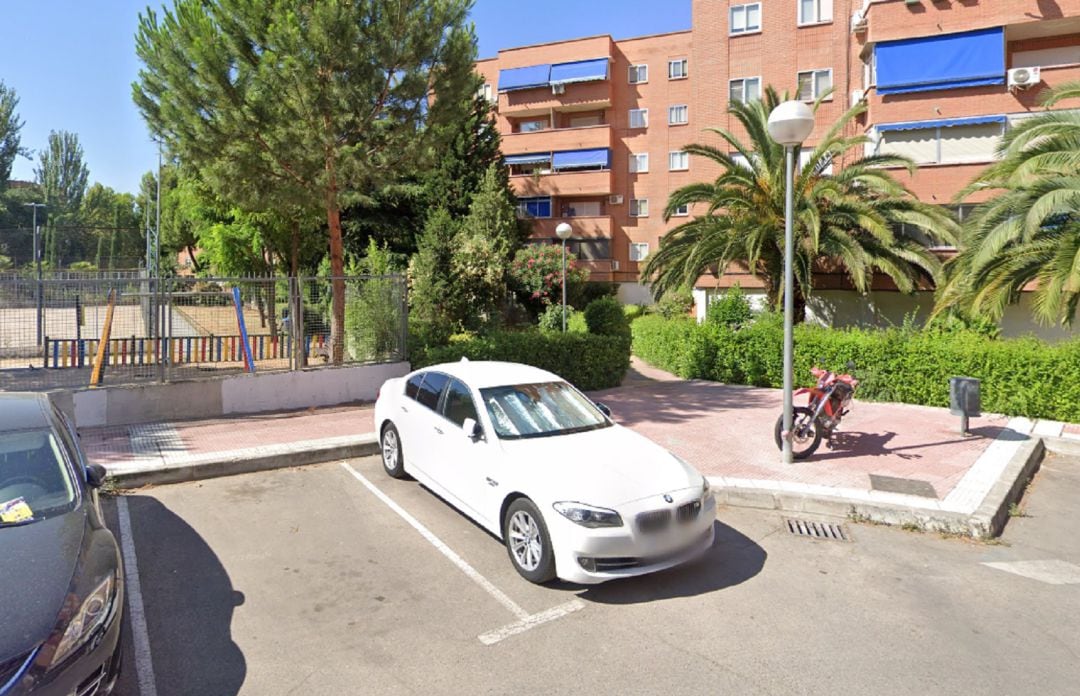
80;404;375;469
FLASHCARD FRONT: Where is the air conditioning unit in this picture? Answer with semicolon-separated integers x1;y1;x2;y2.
552;83;566;95
850;10;867;32
851;89;866;103
1008;66;1040;89
608;194;624;205
610;260;620;271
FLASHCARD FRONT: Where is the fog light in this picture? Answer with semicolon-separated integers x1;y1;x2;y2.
578;557;597;572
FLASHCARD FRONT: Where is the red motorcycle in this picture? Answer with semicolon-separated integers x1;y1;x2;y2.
774;362;858;459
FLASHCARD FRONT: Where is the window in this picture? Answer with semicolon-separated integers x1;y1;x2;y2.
416;372;449;411
799;150;834;175
876;118;1005;164
668;59;688;80
629;109;649;128
799;0;833;26
628;64;648;84
673;204;690;217
797;69;832;100
730;3;761;35
441;379;479;429
629;242;650;262
629;153;649;173
731;152;752;169
669;151;689;171
567;239;612;260
516;197;552;218
405;374;425;400
518;119;547;133
729;77;761;104
668;104;688;125
630;199;649;217
479;382;610;440
479;84;493;102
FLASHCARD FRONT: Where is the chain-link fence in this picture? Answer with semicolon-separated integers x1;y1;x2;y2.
0;274;407;392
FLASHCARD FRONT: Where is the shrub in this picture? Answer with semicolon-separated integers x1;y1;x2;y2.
623;304;646;322
651;288;695;319
571;280;617;309
509;244;589;315
584;296;631;342
538;304;586;333
416;330;630;391
631;314;1080;420
705;286;753;329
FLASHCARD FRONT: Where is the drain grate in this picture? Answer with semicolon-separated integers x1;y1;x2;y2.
784;518;850;541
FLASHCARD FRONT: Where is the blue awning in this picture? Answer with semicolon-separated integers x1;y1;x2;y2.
504;153;552;165
498;64;551;92
549;58;609;85
552;148;610;170
877;115;1006;133
876;27;1005;95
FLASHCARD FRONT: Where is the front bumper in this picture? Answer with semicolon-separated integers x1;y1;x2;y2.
551;493;717;585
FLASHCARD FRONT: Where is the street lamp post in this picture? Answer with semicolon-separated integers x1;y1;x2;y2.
766;101;815;465
555;222;573;332
24;202;46;346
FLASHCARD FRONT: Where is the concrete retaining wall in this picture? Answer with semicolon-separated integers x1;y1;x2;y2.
58;362;409;428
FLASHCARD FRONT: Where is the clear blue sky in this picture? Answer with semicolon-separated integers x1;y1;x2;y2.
2;1;690;196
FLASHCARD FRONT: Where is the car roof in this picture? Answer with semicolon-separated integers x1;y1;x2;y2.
416;360;564;390
0;392;54;432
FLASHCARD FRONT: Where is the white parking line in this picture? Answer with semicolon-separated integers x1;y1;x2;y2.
340;462;584;645
116;496;158;696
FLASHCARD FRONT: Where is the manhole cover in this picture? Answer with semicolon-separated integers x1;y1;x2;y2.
784;518;850;541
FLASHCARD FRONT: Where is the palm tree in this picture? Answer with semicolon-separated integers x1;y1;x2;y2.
642;87;959;318
935;82;1080;327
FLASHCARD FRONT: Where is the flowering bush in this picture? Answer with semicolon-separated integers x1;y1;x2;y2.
510;244;589;311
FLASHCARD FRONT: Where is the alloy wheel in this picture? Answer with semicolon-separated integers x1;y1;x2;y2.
508;510;542;571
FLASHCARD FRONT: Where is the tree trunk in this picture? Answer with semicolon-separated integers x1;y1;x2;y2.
291;218;306;367
290;220;300;278
326;174;346;365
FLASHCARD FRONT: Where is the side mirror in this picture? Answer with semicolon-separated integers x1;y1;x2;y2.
85;463;107;489
595;402;612;418
462;417;484;441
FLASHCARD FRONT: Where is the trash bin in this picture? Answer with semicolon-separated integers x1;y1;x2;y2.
949;376;981;434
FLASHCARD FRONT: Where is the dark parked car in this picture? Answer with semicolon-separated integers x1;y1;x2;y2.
0;393;123;695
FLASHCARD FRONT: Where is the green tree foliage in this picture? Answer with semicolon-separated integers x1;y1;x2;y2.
79;184;144;270
345;239;405;362
936;82;1080;327
0;81;29;190
34;130;89;215
510;244;590;315
424;92;506;220
705;285;754;328
642;87;959;320
132;0;477;363
0;184;44;266
408;207;461;344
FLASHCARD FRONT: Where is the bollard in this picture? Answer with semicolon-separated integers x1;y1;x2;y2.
949;377;981;435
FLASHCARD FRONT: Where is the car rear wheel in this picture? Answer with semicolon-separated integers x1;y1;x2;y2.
380;423;407;479
503;498;556;584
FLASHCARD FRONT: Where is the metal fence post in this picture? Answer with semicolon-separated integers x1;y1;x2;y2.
399;275;408;362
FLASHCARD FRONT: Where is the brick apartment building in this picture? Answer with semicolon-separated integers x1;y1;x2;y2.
475;0;1080;337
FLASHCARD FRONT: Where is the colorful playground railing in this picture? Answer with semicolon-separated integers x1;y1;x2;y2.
43;333;330;369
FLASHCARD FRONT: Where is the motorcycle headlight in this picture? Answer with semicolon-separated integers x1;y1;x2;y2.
50;574;115;668
553;502;623;528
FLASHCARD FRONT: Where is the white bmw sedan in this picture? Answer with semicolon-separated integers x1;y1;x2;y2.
373;360;716;585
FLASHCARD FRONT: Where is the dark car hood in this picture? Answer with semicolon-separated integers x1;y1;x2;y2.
0;509;86;661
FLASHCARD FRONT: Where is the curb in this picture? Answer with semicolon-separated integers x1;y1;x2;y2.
709;433;1048;538
107;434;380;488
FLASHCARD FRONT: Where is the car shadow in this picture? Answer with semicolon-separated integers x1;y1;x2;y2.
553;520;766;604
115;495;246;695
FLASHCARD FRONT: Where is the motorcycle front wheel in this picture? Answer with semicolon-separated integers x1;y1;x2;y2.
774;406;823;459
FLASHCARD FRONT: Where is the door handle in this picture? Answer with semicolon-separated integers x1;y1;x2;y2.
400;405;409;413
485;477;499;487
434;426;444;435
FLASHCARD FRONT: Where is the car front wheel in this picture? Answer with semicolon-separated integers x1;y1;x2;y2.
380;422;407;479
503;498;556;584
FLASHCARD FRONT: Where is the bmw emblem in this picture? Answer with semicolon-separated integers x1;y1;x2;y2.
663;494;674;503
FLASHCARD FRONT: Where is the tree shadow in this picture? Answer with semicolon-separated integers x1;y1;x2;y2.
589;380;774;428
550;520;766;605
119;495;246;695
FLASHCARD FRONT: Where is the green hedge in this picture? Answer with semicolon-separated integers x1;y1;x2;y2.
632;314;1080;421
415;330;630;391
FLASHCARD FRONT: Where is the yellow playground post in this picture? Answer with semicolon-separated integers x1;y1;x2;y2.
89;289;118;388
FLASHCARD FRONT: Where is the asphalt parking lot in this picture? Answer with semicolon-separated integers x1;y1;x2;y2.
104;454;1080;696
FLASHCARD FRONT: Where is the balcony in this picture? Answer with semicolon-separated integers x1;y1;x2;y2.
503;124;612;157
529;216;612;240
498;80;613;117
511;169;613;197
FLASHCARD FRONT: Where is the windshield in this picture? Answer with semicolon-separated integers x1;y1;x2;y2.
0;428;78;528
480;381;611;440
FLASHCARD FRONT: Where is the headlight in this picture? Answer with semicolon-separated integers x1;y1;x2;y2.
50;574;115;668
553;502;623;528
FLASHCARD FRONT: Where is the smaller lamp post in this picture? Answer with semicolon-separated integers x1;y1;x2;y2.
555;222;573;332
766;100;815;465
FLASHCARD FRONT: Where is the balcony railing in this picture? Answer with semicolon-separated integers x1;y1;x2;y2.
502;124;612;156
511;169;613;197
498;80;613;116
529;216;612;239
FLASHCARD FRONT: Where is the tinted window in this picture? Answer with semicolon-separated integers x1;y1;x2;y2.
0;428;78;526
405;374;425;400
416;372;449;411
442;379;479;429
